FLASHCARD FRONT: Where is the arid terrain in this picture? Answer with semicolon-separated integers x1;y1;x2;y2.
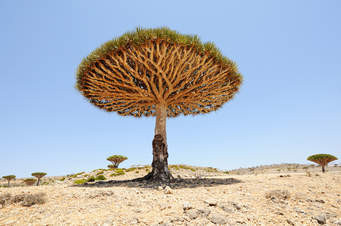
1;164;341;225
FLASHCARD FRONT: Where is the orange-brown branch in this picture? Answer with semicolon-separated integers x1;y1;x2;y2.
78;39;241;117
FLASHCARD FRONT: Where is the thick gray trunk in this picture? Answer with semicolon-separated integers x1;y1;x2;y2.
143;105;173;182
155;105;167;144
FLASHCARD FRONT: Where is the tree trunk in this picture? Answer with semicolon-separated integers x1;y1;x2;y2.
322;165;325;173
37;178;40;186
7;180;10;187
142;105;173;182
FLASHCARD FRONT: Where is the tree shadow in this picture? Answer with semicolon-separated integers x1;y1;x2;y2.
74;177;242;189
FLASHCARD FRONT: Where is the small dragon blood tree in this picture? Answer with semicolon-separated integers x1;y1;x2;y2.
307;154;338;173
107;155;128;169
2;175;16;187
31;172;47;186
76;27;242;182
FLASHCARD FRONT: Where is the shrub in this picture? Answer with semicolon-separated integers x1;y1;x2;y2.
110;168;125;177
74;179;87;185
307;154;338;173
21;193;46;207
106;155;128;169
59;177;65;181
2;175;16;187
95;175;106;181
96;171;104;175
31;172;47;186
68;172;84;178
24;178;37;186
107;164;116;169
0;193;46;208
265;190;290;203
205;167;218;173
87;176;96;182
0;193;11;208
125;167;137;172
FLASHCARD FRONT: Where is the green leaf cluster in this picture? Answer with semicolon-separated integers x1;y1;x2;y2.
95;175;106;181
76;27;242;91
31;172;47;178
74;179;87;185
2;175;16;180
107;155;128;162
307;154;338;162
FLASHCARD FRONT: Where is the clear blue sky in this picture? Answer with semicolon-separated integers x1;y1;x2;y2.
1;1;340;178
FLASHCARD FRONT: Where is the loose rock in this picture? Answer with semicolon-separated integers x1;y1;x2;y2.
164;186;173;194
183;202;192;210
208;213;228;225
314;215;327;225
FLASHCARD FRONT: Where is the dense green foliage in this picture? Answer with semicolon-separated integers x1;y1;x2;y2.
2;175;16;180
95;175;106;180
31;172;47;178
307;154;338;162
107;155;128;162
76;27;242;90
87;176;95;182
74;179;87;185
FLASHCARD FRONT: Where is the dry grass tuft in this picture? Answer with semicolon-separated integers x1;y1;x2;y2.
0;192;46;208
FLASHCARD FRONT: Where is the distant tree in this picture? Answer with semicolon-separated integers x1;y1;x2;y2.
24;178;37;186
76;28;242;181
2;175;16;187
31;172;47;186
107;155;128;169
307;154;338;173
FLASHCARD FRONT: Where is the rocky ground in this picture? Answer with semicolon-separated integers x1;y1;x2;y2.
0;164;341;225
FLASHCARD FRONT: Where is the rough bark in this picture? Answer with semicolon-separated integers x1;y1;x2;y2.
37;178;41;186
322;165;325;173
155;105;167;143
141;105;173;182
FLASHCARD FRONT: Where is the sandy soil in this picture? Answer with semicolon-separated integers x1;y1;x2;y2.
0;169;340;226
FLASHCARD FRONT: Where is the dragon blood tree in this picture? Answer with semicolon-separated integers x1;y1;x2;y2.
2;175;16;187
31;172;47;186
76;28;242;182
107;155;128;169
307;154;338;173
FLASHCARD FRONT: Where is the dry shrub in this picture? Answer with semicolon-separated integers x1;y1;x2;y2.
0;193;11;208
265;190;290;203
0;192;46;208
24;178;37;186
21;193;46;207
